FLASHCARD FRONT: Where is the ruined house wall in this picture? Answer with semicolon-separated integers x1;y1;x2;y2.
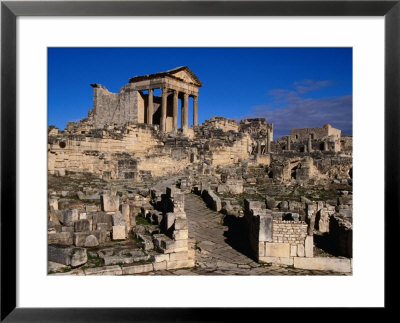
272;220;308;244
206;134;251;166
93;85;140;128
291;124;341;142
204;117;239;132
239;119;274;141
291;127;330;141
48;125;162;177
244;199;313;265
135;154;190;178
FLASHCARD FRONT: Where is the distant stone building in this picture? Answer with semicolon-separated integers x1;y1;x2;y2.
90;66;202;132
289;124;342;152
290;124;341;141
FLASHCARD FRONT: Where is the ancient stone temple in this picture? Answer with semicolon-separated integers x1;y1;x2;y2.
91;66;202;132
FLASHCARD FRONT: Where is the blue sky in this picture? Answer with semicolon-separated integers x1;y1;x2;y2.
48;48;352;139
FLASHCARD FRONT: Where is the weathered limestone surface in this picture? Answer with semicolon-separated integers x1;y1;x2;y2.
202;190;221;212
101;194;119;212
293;257;351;272
48;245;87;267
112;226;126;240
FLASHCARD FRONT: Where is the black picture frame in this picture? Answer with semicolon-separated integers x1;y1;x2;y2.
1;0;397;321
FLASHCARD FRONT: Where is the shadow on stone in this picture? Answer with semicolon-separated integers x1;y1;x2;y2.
222;214;256;261
313;233;342;257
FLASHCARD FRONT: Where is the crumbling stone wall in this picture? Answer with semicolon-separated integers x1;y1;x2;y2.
148;187;195;270
291;124;340;141
244;199;313;266
202;116;239;132
92;84;144;128
272;221;308;244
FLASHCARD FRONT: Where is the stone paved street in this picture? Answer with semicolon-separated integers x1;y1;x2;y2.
142;193;349;276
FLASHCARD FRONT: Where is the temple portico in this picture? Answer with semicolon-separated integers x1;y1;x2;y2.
91;66;202;133
129;66;202;133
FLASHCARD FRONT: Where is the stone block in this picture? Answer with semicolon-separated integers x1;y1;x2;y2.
164;212;176;232
172;229;188;241
92;213;112;231
259;256;294;266
49;198;58;210
297;244;305;257
91;230;107;244
48;245;72;265
101;194;119;212
112;226;126;240
174;218;188;230
217;185;227;193
84;235;99;247
63;209;79;226
265;196;276;210
84;265;122;276
264;243;291;258
290;245;297;257
169;251;188;261
121;204;130;227
137;233;154;250
188;249;195;260
122;263;153;275
79;212;87;220
202;190;222;212
153;261;167;271
293;257;351;273
305;235;314;258
226;181;243;194
70;248;88;267
151;253;170;263
103;256;131;266
173;192;185;212
48;245;87;267
96;223;109;232
48;232;73;245
112;211;125;226
318;209;330;233
279;201;289;211
73;232;89;247
166;259;195;270
61;226;74;233
174;212;187;220
259;214;273;242
161;239;188;253
74;219;90;232
258;242;265;257
86;205;97;212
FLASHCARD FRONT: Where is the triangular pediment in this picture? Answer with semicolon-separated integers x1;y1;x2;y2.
129;66;202;87
166;66;202;87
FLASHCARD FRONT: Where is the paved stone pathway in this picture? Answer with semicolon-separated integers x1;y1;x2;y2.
144;193;349;276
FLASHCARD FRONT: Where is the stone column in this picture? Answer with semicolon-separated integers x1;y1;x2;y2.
193;95;198;126
266;130;271;153
173;90;178;132
287;136;291;150
257;140;261;155
161;88;168;132
147;88;153;125
308;134;312;152
182;93;189;132
181;96;185;129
